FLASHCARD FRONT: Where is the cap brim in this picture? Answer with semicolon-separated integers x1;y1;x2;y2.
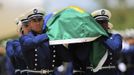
28;13;44;19
95;16;109;21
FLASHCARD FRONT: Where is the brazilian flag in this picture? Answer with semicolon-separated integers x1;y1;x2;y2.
46;6;108;72
46;6;108;44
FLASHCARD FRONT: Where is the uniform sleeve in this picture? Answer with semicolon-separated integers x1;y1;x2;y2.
6;40;14;57
20;34;49;48
103;34;122;52
43;13;53;32
12;40;22;57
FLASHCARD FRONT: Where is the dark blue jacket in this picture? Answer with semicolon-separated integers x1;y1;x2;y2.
68;33;122;75
103;34;122;52
44;13;73;75
19;31;52;71
6;39;27;75
94;33;122;75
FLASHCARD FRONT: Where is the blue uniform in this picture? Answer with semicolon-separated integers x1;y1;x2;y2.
68;42;92;75
43;13;53;32
121;42;134;75
6;41;15;75
92;34;122;75
44;13;73;75
104;34;122;52
19;31;53;75
69;34;122;75
50;45;73;75
5;56;15;75
43;13;53;30
6;40;27;75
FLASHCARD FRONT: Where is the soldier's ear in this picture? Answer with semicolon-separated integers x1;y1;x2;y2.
108;22;113;29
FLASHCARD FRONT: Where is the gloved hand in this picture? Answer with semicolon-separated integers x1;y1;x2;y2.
104;34;122;52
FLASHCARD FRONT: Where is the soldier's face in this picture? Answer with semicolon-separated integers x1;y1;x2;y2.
22;25;31;35
29;17;43;33
97;20;109;30
18;25;30;36
21;21;31;35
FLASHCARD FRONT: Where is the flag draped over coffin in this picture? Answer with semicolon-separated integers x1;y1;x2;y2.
45;6;109;72
46;6;108;45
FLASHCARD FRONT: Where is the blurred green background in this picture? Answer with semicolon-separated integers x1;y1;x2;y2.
111;9;134;30
97;0;134;30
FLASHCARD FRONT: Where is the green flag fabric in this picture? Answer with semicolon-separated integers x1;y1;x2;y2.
46;6;108;45
46;6;109;72
90;41;108;72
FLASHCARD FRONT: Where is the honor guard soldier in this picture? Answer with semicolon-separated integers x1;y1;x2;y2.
68;42;92;75
19;8;54;75
90;9;122;75
121;31;134;75
6;14;30;75
44;12;73;75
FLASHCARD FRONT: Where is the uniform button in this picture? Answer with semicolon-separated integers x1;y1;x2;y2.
35;49;37;51
110;57;113;60
53;60;55;62
110;63;112;65
109;52;112;55
53;55;56;58
35;59;37;61
35;54;38;56
34;68;36;70
52;65;55;67
35;63;37;66
80;67;82;70
53;46;55;48
53;50;56;53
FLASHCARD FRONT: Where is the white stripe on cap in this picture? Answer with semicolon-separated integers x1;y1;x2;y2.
21;19;28;23
94;16;109;20
28;14;43;19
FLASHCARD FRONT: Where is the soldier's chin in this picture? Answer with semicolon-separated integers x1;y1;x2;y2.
35;29;42;33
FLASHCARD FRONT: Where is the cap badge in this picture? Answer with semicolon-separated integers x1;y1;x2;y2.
33;9;38;14
101;10;105;15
